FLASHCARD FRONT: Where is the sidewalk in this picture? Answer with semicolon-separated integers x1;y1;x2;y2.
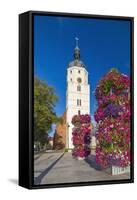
34;152;130;185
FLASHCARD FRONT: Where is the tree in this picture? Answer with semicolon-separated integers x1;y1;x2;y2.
34;77;58;148
53;131;65;150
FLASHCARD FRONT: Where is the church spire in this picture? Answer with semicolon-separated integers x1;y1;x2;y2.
75;37;79;48
68;37;86;68
74;37;80;60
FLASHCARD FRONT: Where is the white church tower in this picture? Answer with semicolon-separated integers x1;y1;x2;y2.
66;38;90;150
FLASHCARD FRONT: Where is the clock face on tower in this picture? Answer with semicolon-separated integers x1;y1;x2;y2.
77;77;82;83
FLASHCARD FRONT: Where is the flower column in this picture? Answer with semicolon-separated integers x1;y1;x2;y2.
71;114;92;159
94;68;130;172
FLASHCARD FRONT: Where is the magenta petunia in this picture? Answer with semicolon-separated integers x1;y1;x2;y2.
94;69;130;168
72;114;92;158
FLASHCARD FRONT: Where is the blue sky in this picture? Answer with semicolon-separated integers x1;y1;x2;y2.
34;15;131;133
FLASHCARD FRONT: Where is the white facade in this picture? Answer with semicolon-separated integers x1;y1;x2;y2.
66;65;90;149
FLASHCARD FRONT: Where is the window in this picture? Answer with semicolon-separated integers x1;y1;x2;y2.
77;85;81;91
78;70;81;73
77;77;82;83
70;78;72;81
80;99;81;106
77;99;81;106
78;110;81;115
70;70;72;74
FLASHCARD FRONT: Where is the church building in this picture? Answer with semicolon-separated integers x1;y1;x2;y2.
66;38;90;150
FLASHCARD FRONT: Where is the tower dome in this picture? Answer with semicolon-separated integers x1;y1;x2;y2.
68;37;86;68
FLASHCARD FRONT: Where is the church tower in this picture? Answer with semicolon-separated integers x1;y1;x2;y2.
66;38;90;150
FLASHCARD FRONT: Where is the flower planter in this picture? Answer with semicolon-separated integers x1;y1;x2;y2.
94;69;130;170
72;114;92;160
105;165;130;175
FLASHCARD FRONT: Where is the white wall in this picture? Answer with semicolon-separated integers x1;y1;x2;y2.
0;0;136;199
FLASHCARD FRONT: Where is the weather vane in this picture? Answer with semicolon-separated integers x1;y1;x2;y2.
75;37;79;47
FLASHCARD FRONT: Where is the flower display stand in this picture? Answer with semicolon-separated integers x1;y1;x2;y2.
105;165;130;175
71;114;92;160
94;69;130;170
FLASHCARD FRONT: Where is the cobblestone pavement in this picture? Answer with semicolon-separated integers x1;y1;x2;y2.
34;152;130;185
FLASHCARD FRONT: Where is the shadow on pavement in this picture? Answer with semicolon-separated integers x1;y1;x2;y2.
34;155;53;162
85;154;102;170
34;153;64;185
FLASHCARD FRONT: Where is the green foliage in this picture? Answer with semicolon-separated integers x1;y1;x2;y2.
103;80;113;95
34;77;58;147
110;68;118;73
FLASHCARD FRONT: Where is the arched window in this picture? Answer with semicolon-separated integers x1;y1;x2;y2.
77;85;81;91
78;110;81;115
77;77;82;83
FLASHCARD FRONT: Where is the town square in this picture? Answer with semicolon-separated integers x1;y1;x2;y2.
34;151;130;185
34;15;131;185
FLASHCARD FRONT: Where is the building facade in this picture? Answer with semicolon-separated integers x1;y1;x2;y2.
66;38;90;150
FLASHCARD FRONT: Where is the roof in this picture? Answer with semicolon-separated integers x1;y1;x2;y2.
68;38;86;69
68;59;86;68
